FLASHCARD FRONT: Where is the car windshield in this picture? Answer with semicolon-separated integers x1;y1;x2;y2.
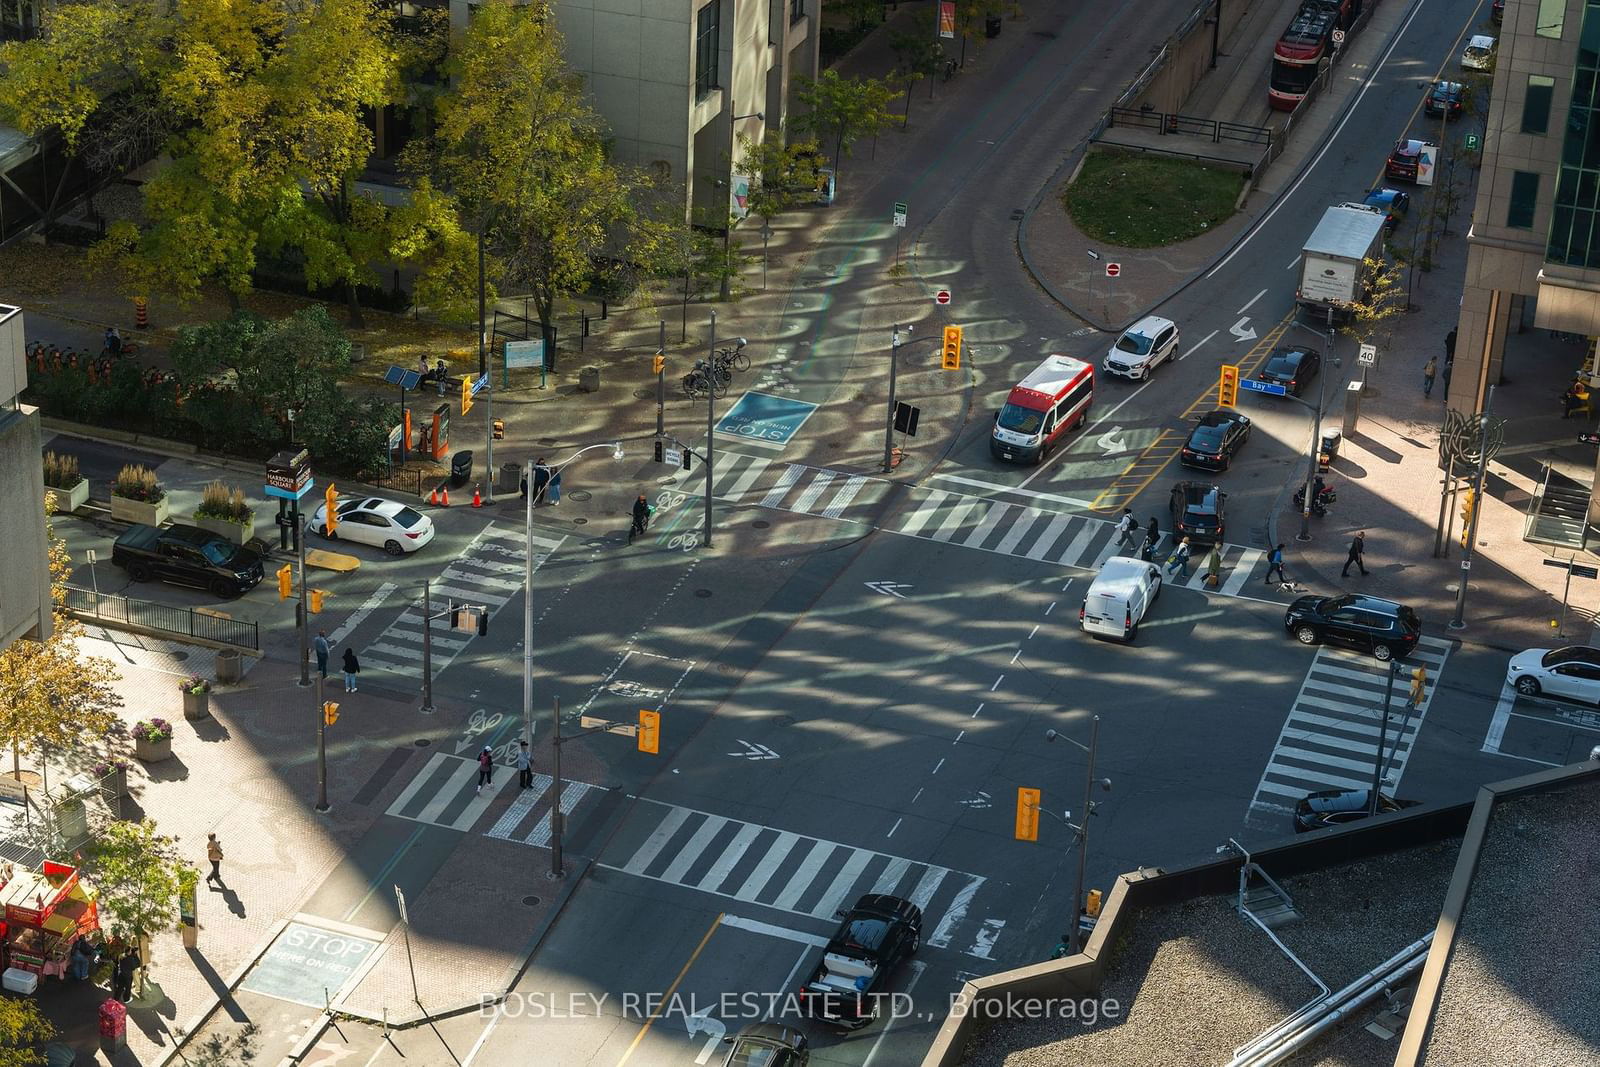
200;542;234;566
1189;427;1224;450
393;507;425;529
1264;356;1297;378
726;1041;783;1067
1542;646;1600;667
1393;144;1419;161
1116;330;1155;356
997;403;1044;434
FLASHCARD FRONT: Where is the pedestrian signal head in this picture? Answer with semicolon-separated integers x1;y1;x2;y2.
652;353;665;375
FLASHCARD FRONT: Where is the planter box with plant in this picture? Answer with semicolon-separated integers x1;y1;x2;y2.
133;719;173;762
193;480;255;544
178;675;211;722
43;451;89;513
93;759;131;798
111;464;170;527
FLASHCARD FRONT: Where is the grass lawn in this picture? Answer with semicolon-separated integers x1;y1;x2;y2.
1063;150;1246;248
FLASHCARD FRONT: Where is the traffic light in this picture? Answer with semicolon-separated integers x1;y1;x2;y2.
654;438;664;463
310;588;325;614
941;325;963;371
682;449;692;472
1459;488;1476;548
637;709;660;755
451;605;488;635
277;564;293;600
324;483;338;535
652;353;666;375
1014;787;1040;842
322;701;340;726
1219;364;1240;407
1409;665;1428;706
461;374;474;415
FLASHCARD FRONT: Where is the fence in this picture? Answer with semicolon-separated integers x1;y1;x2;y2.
65;586;260;651
1107;107;1273;147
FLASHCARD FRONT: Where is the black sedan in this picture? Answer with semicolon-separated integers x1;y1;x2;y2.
1181;410;1251;471
1258;346;1321;397
1169;482;1227;545
1284;593;1421;662
1294;789;1414;832
721;1022;809;1066
1424;80;1464;119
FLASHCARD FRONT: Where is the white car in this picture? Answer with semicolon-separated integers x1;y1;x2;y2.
1103;315;1180;380
1461;34;1496;72
308;496;435;556
1506;646;1600;702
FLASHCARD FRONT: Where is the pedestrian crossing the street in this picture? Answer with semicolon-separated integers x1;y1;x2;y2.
385;751;608;848
600;798;1001;959
359;523;565;678
1246;636;1453;829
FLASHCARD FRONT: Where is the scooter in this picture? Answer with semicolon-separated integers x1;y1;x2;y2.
1293;484;1337;515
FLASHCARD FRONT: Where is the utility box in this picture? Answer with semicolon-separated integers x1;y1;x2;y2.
578;366;600;393
451;450;473;487
1341;380;1363;436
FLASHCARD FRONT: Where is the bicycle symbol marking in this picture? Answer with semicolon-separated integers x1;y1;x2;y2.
465;707;504;739
668;531;701;552
657;491;688;510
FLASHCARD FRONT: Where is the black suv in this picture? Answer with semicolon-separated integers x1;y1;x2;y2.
798;894;921;1030
111;523;265;598
1293;789;1414;832
1257;346;1321;397
1169;482;1227;545
1284;593;1421;661
1181;410;1251;471
1424;80;1464;119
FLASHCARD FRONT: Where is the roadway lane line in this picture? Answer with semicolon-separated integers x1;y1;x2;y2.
1178;330;1218;361
615;912;722;1067
1238;289;1268;314
720;914;829;947
1482;679;1515;754
862;961;926;1067
327;581;397;646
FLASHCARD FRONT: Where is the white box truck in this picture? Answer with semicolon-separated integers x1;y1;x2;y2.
1295;203;1388;322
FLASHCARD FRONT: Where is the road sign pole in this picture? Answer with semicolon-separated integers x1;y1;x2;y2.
706;310;716;549
315;671;330;813
884;325;901;473
421;579;435;714
1369;661;1397;816
484;373;495;505
297;507;310;687
656;319;666;437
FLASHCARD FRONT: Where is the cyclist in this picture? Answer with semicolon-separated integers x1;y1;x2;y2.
629;494;652;544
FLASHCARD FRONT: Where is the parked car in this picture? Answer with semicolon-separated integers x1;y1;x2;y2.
720;1022;809;1067
1257;345;1321;397
797;894;921;1030
308;496;435;556
1181;409;1252;471
1168;482;1227;546
1461;34;1496;72
1361;188;1411;235
1081;556;1161;642
1293;789;1415;832
1385;139;1432;183
1284;593;1421;661
1424;80;1465;119
1102;315;1180;380
111;523;265;598
1506;645;1600;702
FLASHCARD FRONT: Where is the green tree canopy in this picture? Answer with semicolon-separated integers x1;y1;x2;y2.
0;996;53;1067
791;70;899;180
86;819;185;944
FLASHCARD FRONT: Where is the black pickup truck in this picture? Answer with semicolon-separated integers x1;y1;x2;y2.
796;893;921;1030
111;524;265;598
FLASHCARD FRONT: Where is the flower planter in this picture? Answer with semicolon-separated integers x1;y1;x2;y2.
134;736;172;762
46;480;90;514
194;513;255;544
111;495;170;527
181;690;210;722
103;766;128;798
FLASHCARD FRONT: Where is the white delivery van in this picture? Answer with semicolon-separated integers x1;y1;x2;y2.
1080;556;1161;642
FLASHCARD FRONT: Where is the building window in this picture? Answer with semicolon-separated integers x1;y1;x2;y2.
1537;0;1566;40
791;0;805;22
695;2;720;102
1524;75;1556;133
1551;2;1600;264
1509;171;1540;229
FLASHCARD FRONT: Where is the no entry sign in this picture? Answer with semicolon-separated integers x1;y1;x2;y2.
1105;263;1121;277
934;289;952;305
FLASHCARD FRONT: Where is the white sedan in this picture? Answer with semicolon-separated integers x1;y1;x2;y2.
308;496;435;556
1506;646;1600;702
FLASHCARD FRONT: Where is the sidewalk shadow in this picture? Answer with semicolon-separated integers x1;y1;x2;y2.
206;879;247;918
185;946;250;1023
141;757;189;784
190;718;232;743
126;979;179;1048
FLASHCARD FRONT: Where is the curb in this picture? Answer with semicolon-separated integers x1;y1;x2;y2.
152;918;291;1067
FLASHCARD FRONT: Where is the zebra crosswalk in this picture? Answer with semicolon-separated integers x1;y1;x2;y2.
1246;636;1454;828
600;798;1000;959
359;523;565;677
385;751;608;847
666;450;1269;595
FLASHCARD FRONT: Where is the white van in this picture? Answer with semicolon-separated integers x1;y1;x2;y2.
1080;556;1161;642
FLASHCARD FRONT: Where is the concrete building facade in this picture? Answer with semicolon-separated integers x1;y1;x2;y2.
0;305;55;650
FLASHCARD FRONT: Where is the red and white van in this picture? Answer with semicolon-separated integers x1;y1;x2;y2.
991;354;1094;464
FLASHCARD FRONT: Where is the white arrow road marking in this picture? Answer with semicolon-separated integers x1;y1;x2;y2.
687;1008;726;1065
958;790;992;808
966;917;1006;960
1238;288;1268;314
1230;317;1257;342
1096;426;1128;454
865;581;913;597
727;740;780;760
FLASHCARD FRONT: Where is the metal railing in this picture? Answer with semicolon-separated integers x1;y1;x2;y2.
1108;107;1273;147
65;586;260;651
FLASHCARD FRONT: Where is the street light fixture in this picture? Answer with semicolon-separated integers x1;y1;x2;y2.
1045;718;1111;956
719;105;765;300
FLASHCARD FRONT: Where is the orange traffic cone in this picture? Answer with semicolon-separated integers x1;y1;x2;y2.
471;483;482;508
440;485;450;507
430;484;439;506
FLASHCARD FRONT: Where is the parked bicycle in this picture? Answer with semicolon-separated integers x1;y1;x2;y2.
714;337;751;374
681;365;728;400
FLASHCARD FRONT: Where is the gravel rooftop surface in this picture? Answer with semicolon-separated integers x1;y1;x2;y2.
1423;783;1600;1067
963;842;1458;1067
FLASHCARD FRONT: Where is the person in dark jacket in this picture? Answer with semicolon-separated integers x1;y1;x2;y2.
342;647;360;692
531;459;550;504
113;948;139;1002
1141;517;1160;561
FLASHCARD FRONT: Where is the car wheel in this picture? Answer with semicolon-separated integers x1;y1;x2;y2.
1294;625;1319;645
1514;676;1541;696
128;563;151;582
1152;576;1162;601
209;580;234;599
910;931;920;954
1125;623;1138;643
384;539;405;556
1373;643;1394;662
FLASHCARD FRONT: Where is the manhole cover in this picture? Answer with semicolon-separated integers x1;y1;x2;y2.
522;895;541;906
574;517;588;525
569;490;592;502
753;520;770;529
414;739;431;747
170;650;190;661
695;589;713;598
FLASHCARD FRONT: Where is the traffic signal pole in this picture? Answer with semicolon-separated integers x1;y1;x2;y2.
420;579;435;714
315;672;330;813
297;506;310;688
883;325;901;474
1369;661;1397;817
656;319;666;438
705;310;716;548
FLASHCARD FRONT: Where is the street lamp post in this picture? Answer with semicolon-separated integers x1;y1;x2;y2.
1286;326;1339;542
883;326;941;473
719;102;764;301
705;311;717;547
1045;716;1110;956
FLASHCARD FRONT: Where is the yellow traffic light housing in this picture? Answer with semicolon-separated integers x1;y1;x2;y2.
324;483;338;534
310;589;325;614
652;353;666;375
1409;666;1427;706
461;374;474;415
941;325;963;371
637;709;660;755
1459;488;1476;548
1015;787;1040;842
277;564;293;600
1219;364;1240;407
323;701;340;726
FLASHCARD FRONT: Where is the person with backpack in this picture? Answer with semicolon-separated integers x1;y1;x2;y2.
1166;536;1192;579
629;494;652;544
1114;509;1138;549
1265;543;1287;585
476;746;494;793
1141;517;1160;561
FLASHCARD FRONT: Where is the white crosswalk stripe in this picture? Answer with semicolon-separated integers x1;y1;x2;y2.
359;524;565;677
385;753;611;848
601;798;994;958
1247;636;1454;827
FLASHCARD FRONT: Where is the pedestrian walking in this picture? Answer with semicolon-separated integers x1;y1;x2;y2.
1423;356;1437;397
516;740;532;789
112;948;139;1002
532;458;550;504
548;465;562;505
104;326;122;357
1114;508;1138;549
1140;517;1160;561
1166;536;1192;579
476;746;494;793
1205;544;1223;588
1442;357;1453;400
342;647;360;692
1444;328;1457;362
313;630;330;678
205;833;224;885
629;494;652;544
1342;531;1368;577
1265;543;1287;585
